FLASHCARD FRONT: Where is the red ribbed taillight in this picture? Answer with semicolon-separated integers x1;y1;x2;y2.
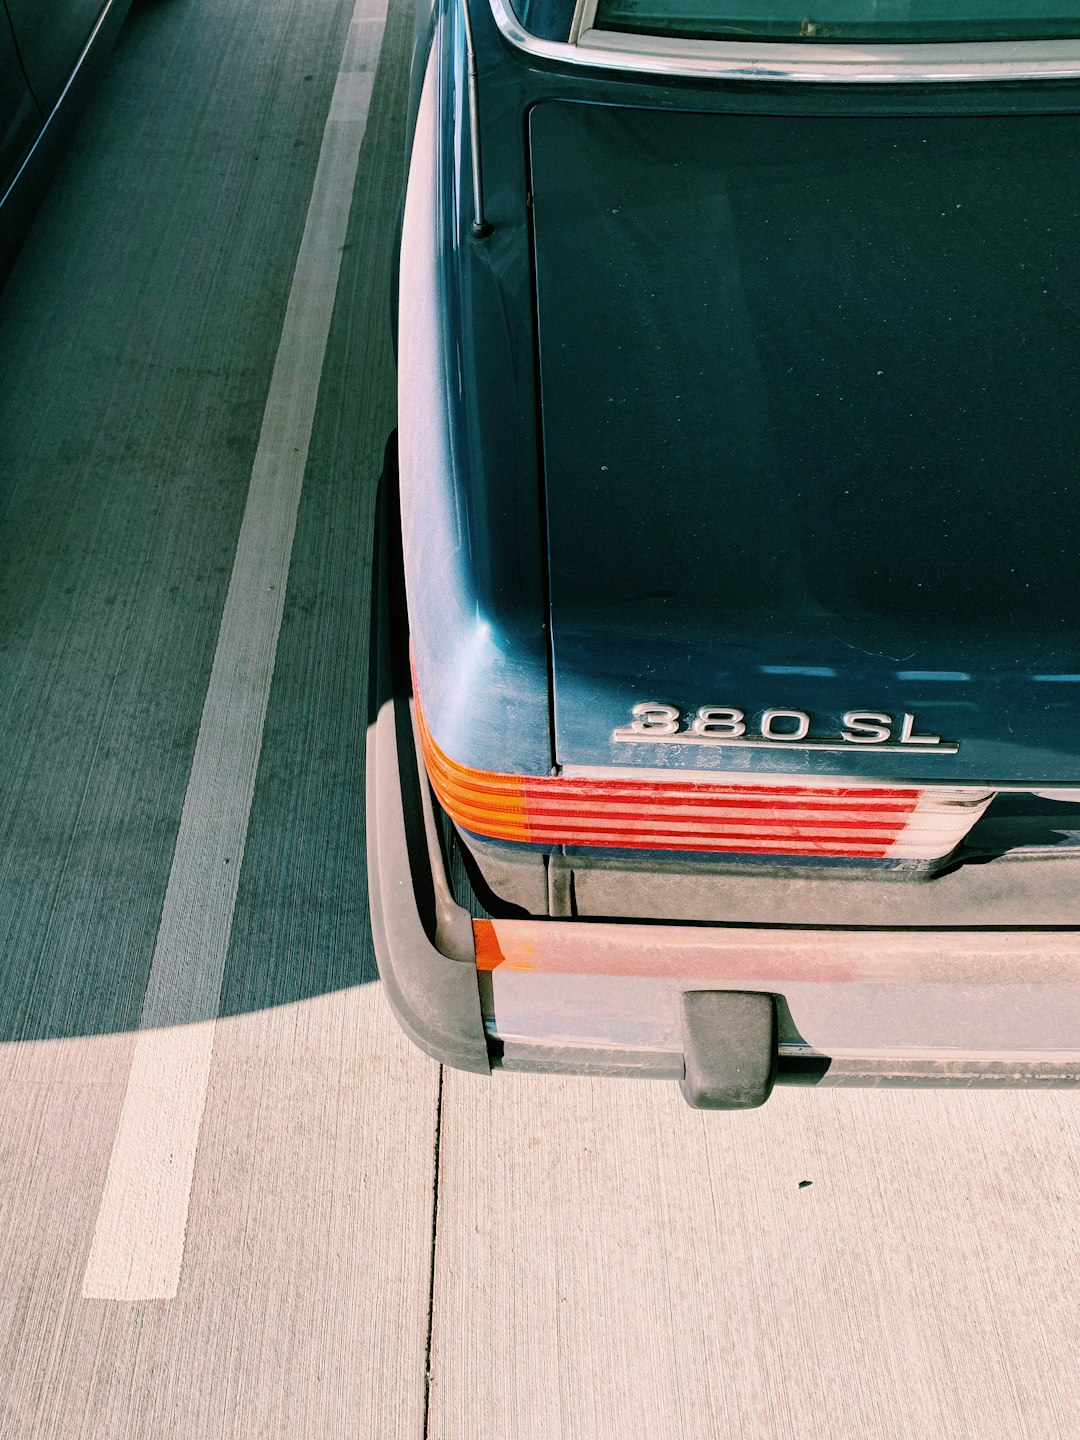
415;701;992;862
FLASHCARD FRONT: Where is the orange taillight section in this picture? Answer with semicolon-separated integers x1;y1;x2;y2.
409;699;981;860
416;704;530;839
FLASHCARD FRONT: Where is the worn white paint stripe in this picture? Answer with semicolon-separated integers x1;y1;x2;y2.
82;0;388;1302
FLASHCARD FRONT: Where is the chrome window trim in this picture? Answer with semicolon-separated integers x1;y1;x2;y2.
490;0;1080;82
568;0;593;43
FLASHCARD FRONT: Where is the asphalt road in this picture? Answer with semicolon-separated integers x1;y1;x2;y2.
1;0;1079;1435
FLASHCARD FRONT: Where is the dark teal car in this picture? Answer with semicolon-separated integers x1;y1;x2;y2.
367;0;1080;1107
0;0;133;279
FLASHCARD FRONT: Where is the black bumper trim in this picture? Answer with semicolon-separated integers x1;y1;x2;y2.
366;696;491;1074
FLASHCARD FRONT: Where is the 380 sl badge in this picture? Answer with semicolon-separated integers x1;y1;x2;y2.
614;704;959;754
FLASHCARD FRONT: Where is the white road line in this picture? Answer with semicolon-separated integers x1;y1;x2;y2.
82;0;388;1302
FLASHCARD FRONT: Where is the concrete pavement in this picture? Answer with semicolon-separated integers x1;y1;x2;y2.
1;0;1078;1434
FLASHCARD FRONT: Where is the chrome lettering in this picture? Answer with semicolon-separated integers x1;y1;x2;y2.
759;708;810;741
691;706;746;738
841;711;893;744
899;712;943;746
612;703;957;753
626;702;681;736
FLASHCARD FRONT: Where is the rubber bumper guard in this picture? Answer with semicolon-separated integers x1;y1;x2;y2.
366;693;491;1074
680;991;778;1109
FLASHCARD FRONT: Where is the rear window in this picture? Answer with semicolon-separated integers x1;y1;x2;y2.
591;1;1080;43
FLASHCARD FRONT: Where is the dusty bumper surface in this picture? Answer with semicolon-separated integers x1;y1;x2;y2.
477;918;1080;1084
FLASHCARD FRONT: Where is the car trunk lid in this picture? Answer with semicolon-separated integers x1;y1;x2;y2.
529;98;1080;791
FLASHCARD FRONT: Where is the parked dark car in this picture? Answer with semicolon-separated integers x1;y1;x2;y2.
0;0;132;279
368;0;1080;1107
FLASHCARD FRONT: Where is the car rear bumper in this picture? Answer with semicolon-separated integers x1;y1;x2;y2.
477;915;1080;1086
367;684;1080;1102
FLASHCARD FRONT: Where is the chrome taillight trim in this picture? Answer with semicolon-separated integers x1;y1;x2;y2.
565;766;1080;795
